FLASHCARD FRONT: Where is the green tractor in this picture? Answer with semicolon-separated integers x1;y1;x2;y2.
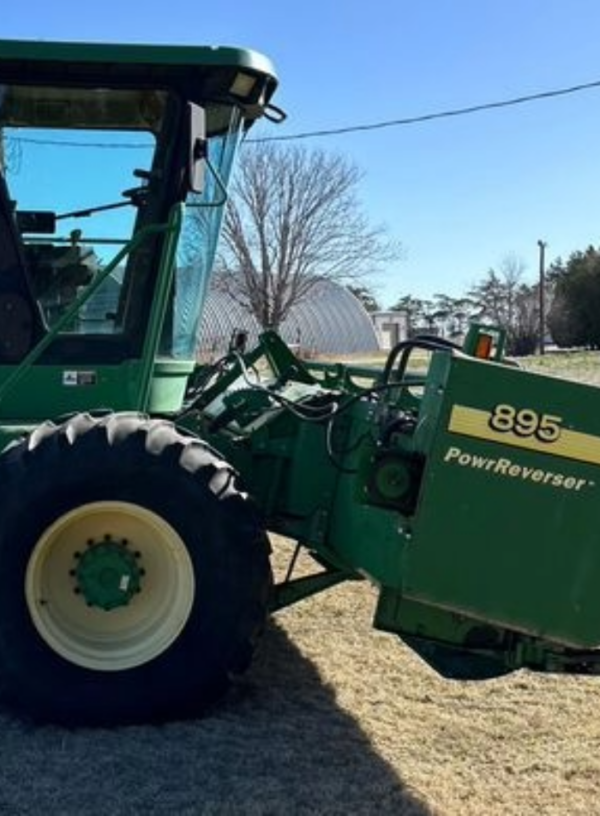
0;39;599;727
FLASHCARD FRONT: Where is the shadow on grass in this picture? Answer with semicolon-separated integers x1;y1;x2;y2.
0;621;433;816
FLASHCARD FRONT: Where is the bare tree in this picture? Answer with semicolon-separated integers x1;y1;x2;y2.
213;143;400;330
347;285;381;312
469;254;525;326
469;254;538;354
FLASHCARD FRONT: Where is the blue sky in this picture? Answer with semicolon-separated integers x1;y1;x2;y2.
4;1;600;307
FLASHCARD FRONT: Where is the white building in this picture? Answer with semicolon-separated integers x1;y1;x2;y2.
371;310;409;350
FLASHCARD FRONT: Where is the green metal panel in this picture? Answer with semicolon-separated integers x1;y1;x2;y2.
328;469;408;588
0;362;144;420
0;358;193;420
404;353;600;648
147;359;196;413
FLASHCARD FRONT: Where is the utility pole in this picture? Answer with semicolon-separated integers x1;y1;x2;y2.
537;240;547;355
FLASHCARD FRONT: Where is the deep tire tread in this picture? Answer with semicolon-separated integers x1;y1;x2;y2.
0;412;271;726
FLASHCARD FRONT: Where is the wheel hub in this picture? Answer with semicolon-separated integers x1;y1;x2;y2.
72;536;144;611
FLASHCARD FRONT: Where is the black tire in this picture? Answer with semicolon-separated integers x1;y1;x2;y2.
0;412;271;726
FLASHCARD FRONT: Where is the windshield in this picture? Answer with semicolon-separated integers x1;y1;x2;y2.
0;84;165;336
172;106;243;358
0;80;246;364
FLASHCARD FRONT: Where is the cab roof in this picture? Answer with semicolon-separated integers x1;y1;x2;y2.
0;39;278;112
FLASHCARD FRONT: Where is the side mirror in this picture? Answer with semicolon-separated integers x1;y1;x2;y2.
186;103;207;194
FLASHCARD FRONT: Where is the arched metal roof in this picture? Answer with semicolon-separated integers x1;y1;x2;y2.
197;279;379;356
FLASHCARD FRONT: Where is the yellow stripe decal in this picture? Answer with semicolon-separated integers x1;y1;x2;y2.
448;405;600;466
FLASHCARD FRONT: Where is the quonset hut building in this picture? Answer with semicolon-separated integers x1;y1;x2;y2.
198;279;380;358
78;270;380;358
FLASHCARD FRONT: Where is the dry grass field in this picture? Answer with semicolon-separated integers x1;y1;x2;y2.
519;349;600;385
2;350;600;815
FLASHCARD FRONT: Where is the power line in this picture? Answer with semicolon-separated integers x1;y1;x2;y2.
6;136;149;149
5;76;600;149
248;77;600;142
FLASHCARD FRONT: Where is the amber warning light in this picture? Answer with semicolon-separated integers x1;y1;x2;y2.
474;333;494;359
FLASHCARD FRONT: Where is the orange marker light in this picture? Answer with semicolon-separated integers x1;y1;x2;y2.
475;333;493;359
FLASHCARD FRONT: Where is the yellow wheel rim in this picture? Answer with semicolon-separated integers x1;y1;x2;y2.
25;501;195;671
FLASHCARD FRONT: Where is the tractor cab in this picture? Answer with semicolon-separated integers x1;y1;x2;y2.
0;40;278;419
